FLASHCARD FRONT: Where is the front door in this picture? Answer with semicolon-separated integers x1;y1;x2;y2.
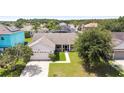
63;45;69;51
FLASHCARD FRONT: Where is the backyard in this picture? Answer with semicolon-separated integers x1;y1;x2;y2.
49;52;95;77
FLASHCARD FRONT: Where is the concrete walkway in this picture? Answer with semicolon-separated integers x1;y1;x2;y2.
20;61;49;77
113;60;124;70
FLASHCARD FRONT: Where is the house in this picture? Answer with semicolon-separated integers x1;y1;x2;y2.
112;32;124;59
30;33;77;60
30;32;124;61
59;22;76;32
0;25;25;51
79;23;98;31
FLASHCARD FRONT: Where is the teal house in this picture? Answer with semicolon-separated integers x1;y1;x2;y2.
0;26;24;51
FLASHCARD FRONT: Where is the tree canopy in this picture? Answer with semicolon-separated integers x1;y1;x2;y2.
5;16;124;32
75;28;113;69
0;45;33;68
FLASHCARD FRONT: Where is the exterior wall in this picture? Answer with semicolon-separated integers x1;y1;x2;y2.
114;51;124;59
10;32;25;47
55;44;73;52
0;34;11;48
0;31;24;48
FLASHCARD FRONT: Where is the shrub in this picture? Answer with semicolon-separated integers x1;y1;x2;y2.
25;31;31;38
49;54;56;61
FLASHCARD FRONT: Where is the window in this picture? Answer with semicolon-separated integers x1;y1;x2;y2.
1;37;4;40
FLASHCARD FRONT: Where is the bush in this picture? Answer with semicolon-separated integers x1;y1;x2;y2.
25;31;31;38
49;54;56;61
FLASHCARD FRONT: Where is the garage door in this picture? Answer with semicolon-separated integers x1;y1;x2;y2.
30;53;51;61
114;51;124;59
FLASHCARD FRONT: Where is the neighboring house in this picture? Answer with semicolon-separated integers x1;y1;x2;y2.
59;22;76;33
37;28;49;33
112;32;124;59
0;25;24;51
79;23;98;31
68;24;77;32
30;33;77;60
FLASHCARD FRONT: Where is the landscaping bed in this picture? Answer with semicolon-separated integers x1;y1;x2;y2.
55;52;66;61
49;52;66;61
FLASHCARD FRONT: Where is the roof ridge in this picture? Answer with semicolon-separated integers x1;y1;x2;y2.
29;36;45;47
40;36;55;48
29;35;55;48
42;35;55;44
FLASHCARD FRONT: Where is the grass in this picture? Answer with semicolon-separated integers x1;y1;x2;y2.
55;52;66;61
49;52;95;77
0;59;27;77
25;38;32;43
89;62;124;77
49;52;124;77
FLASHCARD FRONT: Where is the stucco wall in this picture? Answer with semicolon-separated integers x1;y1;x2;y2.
0;31;24;48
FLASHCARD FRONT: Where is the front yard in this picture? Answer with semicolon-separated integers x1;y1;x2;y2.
49;52;95;77
49;52;124;77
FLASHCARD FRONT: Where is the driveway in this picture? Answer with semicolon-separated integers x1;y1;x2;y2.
20;52;71;77
113;60;124;70
20;61;49;77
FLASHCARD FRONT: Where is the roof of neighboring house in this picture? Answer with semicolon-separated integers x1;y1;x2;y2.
33;33;77;45
84;23;98;28
0;25;20;35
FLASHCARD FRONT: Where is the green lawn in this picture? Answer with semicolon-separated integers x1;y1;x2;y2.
55;52;66;61
0;59;27;77
49;52;95;77
25;38;32;43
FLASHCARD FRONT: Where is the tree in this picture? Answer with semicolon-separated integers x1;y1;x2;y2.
25;31;31;38
0;44;33;68
15;18;26;28
48;54;56;61
32;22;40;33
75;28;113;69
46;20;60;30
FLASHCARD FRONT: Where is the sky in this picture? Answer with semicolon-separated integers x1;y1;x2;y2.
0;16;119;21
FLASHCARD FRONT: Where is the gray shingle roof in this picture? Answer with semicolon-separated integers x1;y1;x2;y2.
0;25;20;34
31;36;55;52
33;33;77;45
32;32;124;50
